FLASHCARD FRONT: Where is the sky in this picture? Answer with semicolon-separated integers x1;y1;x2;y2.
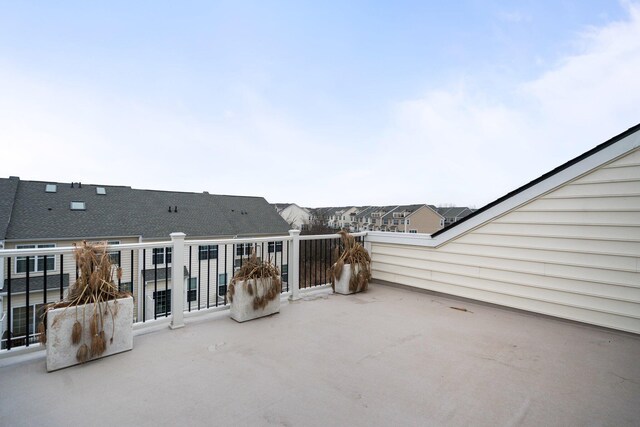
1;1;639;208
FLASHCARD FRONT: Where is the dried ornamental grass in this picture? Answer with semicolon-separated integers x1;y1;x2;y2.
227;250;282;310
329;230;371;293
37;241;131;363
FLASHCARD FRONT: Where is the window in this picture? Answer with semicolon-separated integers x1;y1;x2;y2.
268;241;283;253
199;245;218;260
218;273;228;296
96;187;106;195
409;230;417;233
70;201;86;210
406;219;410;225
45;184;57;193
16;244;55;274
383;219;388;225
187;278;197;302
107;240;120;264
12;304;46;336
281;265;288;282
236;243;253;256
119;282;133;293
393;219;399;225
154;290;171;315
152;248;171;265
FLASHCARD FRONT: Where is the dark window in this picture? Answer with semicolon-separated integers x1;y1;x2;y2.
199;245;218;260
236;243;252;256
282;265;288;282
153;248;172;265
218;273;228;297
16;244;55;273
119;282;133;293
268;241;283;253
187;278;197;302
154;290;171;315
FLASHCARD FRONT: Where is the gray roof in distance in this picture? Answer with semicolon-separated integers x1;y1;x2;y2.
0;177;19;240
1;178;290;240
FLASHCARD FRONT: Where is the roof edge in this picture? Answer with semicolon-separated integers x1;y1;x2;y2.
431;122;640;239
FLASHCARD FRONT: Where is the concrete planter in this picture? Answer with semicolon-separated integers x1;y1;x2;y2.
230;278;280;322
334;264;358;295
46;296;133;372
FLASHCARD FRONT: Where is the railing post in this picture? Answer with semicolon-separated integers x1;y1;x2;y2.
288;229;301;301
363;232;372;255
170;232;186;330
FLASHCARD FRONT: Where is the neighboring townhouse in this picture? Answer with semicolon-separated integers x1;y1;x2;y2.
430;206;475;227
379;204;444;234
336;207;360;230
0;178;290;347
273;203;311;230
353;206;376;231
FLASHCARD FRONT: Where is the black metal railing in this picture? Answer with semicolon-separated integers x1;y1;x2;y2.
298;234;364;289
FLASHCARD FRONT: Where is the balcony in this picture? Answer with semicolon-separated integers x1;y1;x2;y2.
1;227;639;426
1;282;639;426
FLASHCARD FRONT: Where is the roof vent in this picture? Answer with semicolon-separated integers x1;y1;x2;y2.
70;201;86;211
45;184;57;193
96;187;106;195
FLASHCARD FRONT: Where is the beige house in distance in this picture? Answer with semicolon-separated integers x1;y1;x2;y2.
377;204;444;234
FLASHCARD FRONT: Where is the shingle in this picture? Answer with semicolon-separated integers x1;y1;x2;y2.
2;274;70;294
2;179;290;240
0;177;19;239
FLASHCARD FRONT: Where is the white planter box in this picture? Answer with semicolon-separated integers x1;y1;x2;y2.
334;264;358;295
230;278;280;322
46;297;133;372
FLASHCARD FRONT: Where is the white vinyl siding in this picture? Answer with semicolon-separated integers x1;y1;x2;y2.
371;148;640;334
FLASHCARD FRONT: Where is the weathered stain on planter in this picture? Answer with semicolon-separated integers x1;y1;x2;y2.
334;264;357;295
46;296;133;371
230;278;280;322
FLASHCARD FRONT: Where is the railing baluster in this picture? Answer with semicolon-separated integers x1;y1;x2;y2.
6;257;12;350
224;245;228;305
188;246;192;312
142;249;146;322
215;247;219;307
206;246;210;309
285;240;289;292
25;256;30;347
164;247;168;318
130;250;135;321
117;250;122;291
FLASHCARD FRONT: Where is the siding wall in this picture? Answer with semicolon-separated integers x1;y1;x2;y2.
371;148;640;334
406;206;444;234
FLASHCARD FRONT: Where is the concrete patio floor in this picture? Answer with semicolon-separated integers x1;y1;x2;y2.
1;283;639;426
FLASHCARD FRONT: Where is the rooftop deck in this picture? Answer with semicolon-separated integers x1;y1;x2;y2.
1;283;639;426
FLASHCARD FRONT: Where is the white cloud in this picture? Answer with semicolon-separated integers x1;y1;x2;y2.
366;2;640;207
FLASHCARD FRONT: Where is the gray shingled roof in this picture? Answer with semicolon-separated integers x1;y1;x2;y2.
436;207;474;220
142;267;189;282
2;274;70;294
381;204;428;219
0;177;19;240
1;179;290;240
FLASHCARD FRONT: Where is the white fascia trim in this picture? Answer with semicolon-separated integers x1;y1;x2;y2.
368;131;640;248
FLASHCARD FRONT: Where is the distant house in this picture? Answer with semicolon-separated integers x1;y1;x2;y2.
308;204;444;234
378;205;443;234
430;206;475;227
272;203;311;230
0;178;290;346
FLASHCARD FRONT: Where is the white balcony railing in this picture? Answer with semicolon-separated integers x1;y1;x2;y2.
0;230;367;355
